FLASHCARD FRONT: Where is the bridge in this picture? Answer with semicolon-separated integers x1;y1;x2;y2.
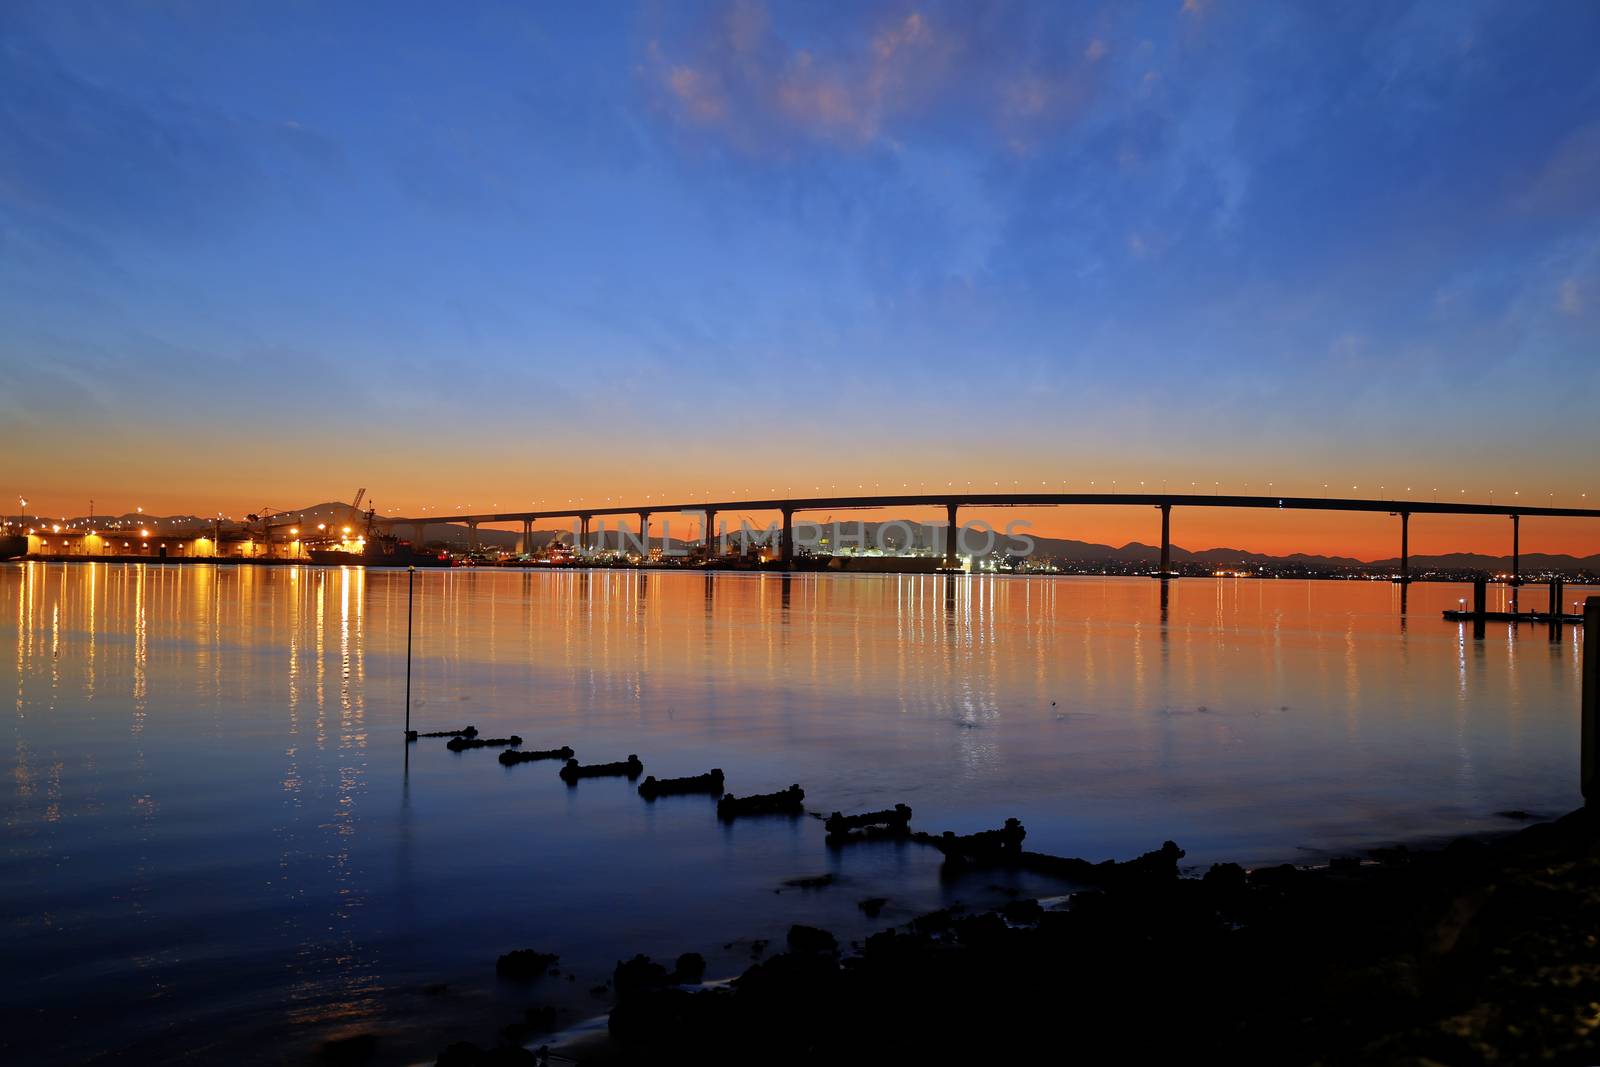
384;493;1600;582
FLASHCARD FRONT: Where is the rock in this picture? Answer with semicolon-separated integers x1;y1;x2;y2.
716;784;805;820
447;734;522;751
434;1042;539;1066
1203;862;1247;893
912;818;1027;865
787;924;839;954
674;952;707;984
407;725;478;741
496;949;559;981
858;897;888;918
823;803;912;836
500;1005;557;1044
559;754;644;782
498;746;575;765
638;768;725;798
781;873;835;889
320;1032;378;1063
614;954;672;997
1001;898;1044;924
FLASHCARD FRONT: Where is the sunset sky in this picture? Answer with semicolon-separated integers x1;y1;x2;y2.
3;1;1598;558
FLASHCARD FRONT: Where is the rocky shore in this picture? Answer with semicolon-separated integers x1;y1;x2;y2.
415;806;1600;1066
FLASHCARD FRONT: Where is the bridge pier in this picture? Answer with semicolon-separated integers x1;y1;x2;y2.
579;515;590;554
1399;510;1410;584
945;502;959;570
519;519;531;555
638;512;649;557
703;509;717;557
466;520;479;553
1158;503;1171;577
411;523;427;547
780;507;794;566
1511;513;1521;586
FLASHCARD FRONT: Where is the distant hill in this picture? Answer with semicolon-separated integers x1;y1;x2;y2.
32;508;1600;571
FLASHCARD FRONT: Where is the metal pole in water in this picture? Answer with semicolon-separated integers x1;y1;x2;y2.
405;565;415;737
1584;596;1599;806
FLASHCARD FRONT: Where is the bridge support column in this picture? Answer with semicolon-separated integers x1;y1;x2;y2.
411;523;427;547
945;502;960;570
780;507;794;566
466;521;479;553
519;520;531;555
1400;510;1410;584
704;510;717;557
579;515;590;555
1511;513;1521;586
1158;503;1171;577
1583;597;1599;804
638;512;649;557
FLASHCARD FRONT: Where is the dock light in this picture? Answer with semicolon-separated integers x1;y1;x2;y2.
52;524;59;532
140;529;149;538
318;524;326;531
342;526;351;535
290;528;298;536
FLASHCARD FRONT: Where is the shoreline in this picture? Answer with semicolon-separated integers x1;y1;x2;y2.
386;808;1600;1066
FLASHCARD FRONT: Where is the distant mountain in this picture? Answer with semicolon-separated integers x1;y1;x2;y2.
29;508;1600;572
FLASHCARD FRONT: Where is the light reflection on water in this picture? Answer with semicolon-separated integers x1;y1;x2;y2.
0;562;1590;1063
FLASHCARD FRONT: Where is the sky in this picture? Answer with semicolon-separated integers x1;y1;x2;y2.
3;0;1598;558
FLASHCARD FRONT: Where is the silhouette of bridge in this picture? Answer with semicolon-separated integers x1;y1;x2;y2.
385;492;1600;583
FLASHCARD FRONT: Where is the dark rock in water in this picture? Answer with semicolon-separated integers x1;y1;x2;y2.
674;952;707;984
434;1042;538;1066
559;754;643;782
1002;898;1044;924
589;984;609;997
615;951;709;996
638;768;724;798
496;949;559;980
781;873;835;889
1203;862;1247;893
615;954;672;997
910;907;958;935
717;784;804;820
1496;809;1535;821
749;939;767;957
1248;863;1301;887
858;897;888;918
501;1005;557;1044
407;725;478;741
787;924;839;954
447;734;522;751
498;746;575;765
911;818;1026;866
824;803;912;836
320;1032;378;1063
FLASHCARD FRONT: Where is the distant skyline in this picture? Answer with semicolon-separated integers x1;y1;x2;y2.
4;1;1598;558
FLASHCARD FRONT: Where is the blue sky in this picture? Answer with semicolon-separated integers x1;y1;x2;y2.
3;0;1598;531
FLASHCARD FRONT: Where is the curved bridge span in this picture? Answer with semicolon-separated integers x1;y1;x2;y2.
384;493;1600;581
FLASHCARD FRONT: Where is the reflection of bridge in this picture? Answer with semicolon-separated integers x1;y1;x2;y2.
387;493;1600;582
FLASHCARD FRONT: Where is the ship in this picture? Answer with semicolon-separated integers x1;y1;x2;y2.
306;508;451;567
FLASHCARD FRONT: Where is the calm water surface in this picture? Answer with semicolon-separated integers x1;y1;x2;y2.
2;563;1588;1062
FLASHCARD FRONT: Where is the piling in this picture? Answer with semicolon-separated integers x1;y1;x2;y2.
1472;576;1487;617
